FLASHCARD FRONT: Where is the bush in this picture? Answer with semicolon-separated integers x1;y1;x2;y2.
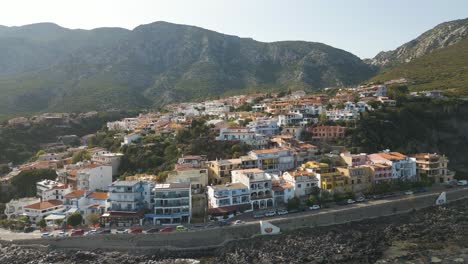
67;213;83;227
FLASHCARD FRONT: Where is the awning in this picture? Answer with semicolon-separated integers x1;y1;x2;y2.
45;214;66;221
66;208;78;214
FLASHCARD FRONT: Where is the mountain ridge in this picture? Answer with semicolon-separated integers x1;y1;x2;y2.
367;17;468;67
0;21;376;115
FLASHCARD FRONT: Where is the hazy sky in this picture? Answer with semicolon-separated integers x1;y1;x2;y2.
1;0;467;58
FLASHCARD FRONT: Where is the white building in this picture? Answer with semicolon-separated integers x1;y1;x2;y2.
206;183;251;216
166;167;208;193
108;181;151;212
247;118;279;136
64;190;109;223
76;164;113;191
282;169;319;197
216;127;268;148
122;132;141;146
4;197;41;219
149;182;191;225
368;152;417;180
22;200;65;224
91;151;124;176
36;179;61;198
231;169;274;210
203;101;231;116
248;148;295;174
326;109;360;121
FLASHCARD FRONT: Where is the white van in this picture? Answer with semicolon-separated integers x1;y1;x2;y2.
457;180;468;186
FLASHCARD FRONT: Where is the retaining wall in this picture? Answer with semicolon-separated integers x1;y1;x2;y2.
11;187;468;251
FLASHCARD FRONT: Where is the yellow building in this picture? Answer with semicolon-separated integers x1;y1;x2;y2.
336;166;373;193
302;161;347;193
207;158;242;184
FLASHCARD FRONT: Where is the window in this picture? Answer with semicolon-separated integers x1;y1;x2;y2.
298;184;301;188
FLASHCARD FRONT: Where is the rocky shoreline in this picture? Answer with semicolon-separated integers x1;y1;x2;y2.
2;199;468;263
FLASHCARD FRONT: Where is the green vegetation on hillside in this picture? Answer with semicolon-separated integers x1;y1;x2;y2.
345;98;468;175
371;39;468;96
0;111;131;165
90;119;252;179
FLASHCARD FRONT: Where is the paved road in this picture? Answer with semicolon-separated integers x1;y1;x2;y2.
1;185;465;241
230;185;467;225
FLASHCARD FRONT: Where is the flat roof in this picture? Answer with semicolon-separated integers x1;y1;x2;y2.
154;182;190;189
209;182;248;190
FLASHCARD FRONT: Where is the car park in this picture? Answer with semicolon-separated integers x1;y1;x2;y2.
265;211;276;217
159;227;173;233
277;209;288;215
309;205;320;210
176;225;188;232
145;228;159;233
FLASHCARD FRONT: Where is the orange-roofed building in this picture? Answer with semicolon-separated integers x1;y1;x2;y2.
23;200;65;224
368;151;417;180
283;169;319;197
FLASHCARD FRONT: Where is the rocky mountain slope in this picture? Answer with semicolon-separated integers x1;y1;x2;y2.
0;22;375;115
370;38;468;95
367;17;468;67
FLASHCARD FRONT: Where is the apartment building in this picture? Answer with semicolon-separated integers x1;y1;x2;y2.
207;158;242;184
166;166;208;193
309;125;346;140
76;164;113;191
282;169;319;197
368;152;417;180
336;166;373;193
412;153;454;183
206;183;251;216
248;148;295;173
231;169;274;210
150;183;191;225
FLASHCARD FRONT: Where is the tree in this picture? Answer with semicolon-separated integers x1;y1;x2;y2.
287;197;300;210
38;219;46;229
10;169;57;198
0;164;11;175
67;213;83;227
86;213;100;226
72;150;92;163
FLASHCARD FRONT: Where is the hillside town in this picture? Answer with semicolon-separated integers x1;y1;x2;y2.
0;82;459;235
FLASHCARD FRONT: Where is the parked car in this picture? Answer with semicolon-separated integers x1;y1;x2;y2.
218;220;230;227
233;220;245;225
277;209;288;215
356;197;366;202
70;229;84;236
309;205;320;210
336;200;348;206
23;227;35;233
56;231;67;237
414;187;428;193
86;229;97;236
457;180;468;186
129;227;143;234
265;211;276;217
176;225;188;232
253;213;264;219
115;228;127;234
41;232;50;238
347;199;356;204
145;228;159;233
404;190;414;195
159;227;173;233
97;229;111;234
